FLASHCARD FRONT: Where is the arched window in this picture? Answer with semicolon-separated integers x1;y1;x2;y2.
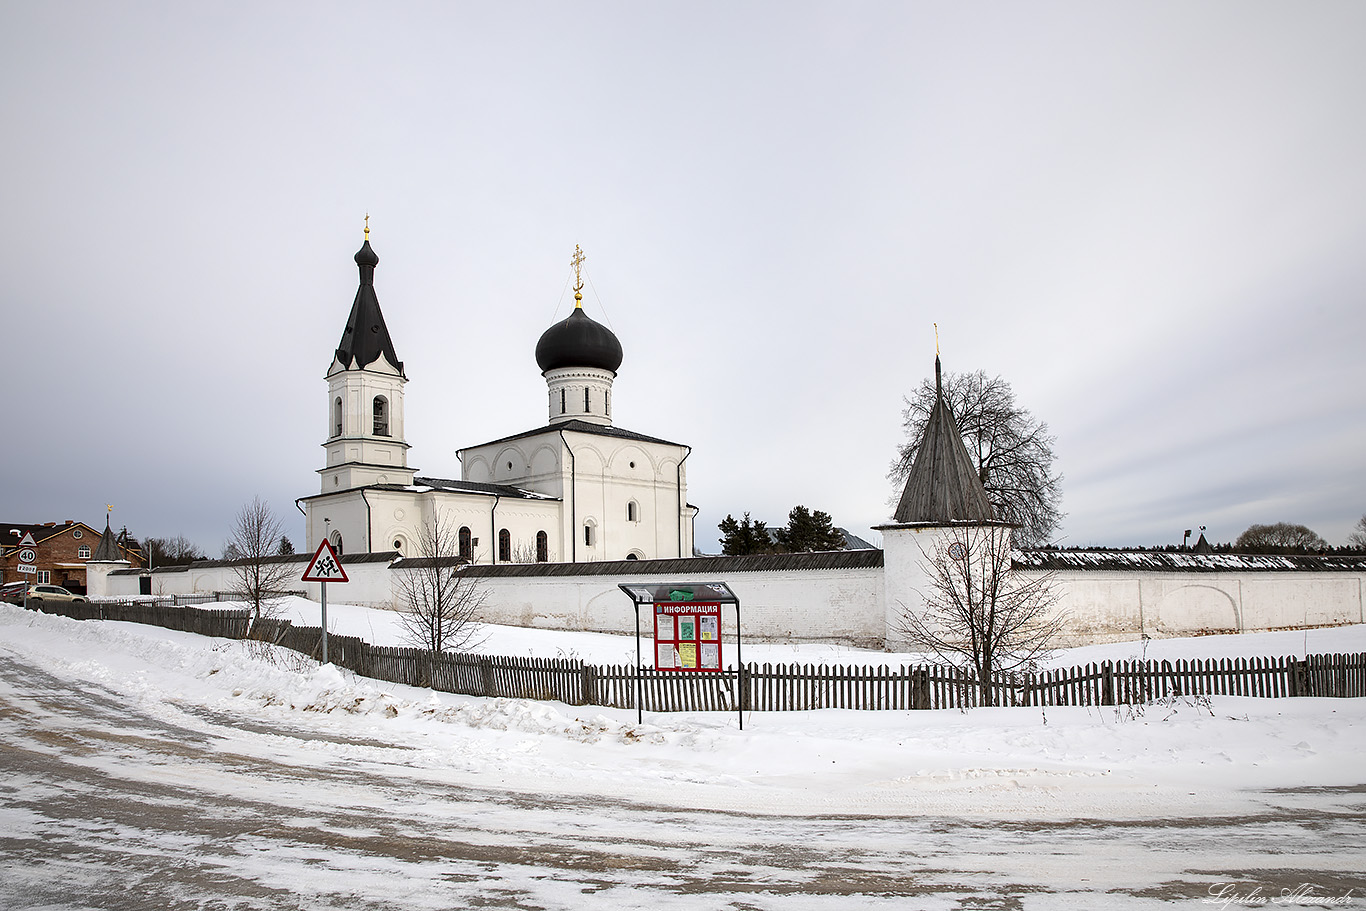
334;397;343;437
458;526;472;561
373;396;389;436
330;531;344;556
536;530;548;563
626;552;639;561
584;387;591;413
626;501;638;523
498;528;511;562
78;545;91;559
583;521;595;547
560;388;566;414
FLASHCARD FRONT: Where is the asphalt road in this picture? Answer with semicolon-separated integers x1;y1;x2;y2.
1;652;1362;910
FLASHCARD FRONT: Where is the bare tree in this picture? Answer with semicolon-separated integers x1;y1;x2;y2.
1346;515;1366;551
144;534;207;566
1234;522;1329;554
395;511;486;653
226;497;296;623
896;525;1062;706
890;370;1062;547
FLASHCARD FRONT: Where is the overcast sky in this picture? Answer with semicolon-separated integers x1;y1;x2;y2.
3;1;1363;556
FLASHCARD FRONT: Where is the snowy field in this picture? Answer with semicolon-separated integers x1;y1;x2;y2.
2;600;1364;909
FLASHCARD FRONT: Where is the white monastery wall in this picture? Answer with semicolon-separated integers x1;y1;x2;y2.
93;556;1365;652
468;567;885;647
1043;570;1366;647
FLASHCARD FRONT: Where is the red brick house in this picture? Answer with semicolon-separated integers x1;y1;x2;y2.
1;520;145;594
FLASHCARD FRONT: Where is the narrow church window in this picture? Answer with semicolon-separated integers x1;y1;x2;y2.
498;528;511;562
373;396;389;436
334;397;343;437
330;533;344;556
536;530;548;562
584;388;590;413
561;388;566;414
627;501;638;522
459;526;472;561
584;523;595;547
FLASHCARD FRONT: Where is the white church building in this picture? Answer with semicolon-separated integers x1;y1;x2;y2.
298;234;696;567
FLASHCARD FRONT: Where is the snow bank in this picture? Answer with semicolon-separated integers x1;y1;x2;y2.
3;602;1364;820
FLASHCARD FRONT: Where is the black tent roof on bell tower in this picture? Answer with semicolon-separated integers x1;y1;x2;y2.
891;355;997;525
334;235;404;376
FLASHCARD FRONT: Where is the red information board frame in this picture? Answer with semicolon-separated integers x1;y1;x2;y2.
653;602;723;671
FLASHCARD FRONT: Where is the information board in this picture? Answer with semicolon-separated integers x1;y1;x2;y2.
653;602;722;671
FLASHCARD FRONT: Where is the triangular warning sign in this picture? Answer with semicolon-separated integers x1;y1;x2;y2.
18;532;37;547
302;539;348;582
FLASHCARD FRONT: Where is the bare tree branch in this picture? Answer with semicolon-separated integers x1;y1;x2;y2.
226;496;295;623
890;370;1063;547
896;526;1063;706
395;510;487;654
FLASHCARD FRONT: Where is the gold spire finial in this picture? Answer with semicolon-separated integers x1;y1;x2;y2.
364;213;370;241
571;244;585;308
934;322;940;356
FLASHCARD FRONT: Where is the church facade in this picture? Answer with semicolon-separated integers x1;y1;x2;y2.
298;235;696;566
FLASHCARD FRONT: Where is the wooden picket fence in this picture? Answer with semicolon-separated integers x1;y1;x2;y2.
23;599;1366;712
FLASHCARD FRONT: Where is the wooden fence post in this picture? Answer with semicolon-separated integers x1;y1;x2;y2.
912;668;930;710
1102;661;1115;706
581;665;598;706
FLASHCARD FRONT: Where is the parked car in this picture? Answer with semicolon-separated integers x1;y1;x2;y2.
1;583;88;607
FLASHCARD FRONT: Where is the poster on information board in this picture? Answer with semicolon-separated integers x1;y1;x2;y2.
653;601;722;671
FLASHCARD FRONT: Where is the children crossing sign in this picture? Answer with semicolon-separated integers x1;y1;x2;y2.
302;540;348;582
302;539;347;665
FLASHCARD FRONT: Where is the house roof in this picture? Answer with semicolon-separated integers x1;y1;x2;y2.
333;237;403;375
2;521;83;552
460;419;685;452
891;356;996;525
2;519;140;563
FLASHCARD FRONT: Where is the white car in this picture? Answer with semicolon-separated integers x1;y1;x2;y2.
2;582;88;606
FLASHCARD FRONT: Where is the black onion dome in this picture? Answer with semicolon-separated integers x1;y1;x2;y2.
535;308;623;373
354;239;379;267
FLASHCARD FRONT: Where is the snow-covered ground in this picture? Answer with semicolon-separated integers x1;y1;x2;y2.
272;594;1366;670
2;600;1364;909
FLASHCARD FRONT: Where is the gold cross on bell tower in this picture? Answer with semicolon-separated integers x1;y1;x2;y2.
571;244;586;308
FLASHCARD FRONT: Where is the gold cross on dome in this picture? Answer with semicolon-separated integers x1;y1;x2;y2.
571;244;585;283
364;213;370;239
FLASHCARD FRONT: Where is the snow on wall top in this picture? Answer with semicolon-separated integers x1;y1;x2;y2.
1014;550;1366;573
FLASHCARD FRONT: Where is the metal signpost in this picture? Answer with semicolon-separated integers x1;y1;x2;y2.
301;539;348;664
16;533;37;609
618;581;743;729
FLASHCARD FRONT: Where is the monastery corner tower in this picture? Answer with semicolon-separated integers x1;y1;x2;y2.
875;353;1002;647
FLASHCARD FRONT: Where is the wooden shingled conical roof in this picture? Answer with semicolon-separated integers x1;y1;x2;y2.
891;356;997;525
90;518;124;562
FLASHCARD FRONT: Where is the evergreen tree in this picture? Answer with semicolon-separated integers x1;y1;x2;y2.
718;512;771;556
277;536;295;556
773;506;845;553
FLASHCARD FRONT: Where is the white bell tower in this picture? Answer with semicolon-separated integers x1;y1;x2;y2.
319;222;414;493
